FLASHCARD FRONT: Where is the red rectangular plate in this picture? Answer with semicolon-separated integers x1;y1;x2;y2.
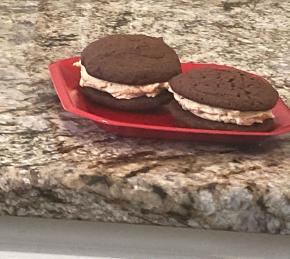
49;57;290;143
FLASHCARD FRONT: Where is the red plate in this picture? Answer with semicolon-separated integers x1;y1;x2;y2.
49;57;290;143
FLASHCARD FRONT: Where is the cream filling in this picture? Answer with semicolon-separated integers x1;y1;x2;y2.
73;61;168;99
169;88;274;126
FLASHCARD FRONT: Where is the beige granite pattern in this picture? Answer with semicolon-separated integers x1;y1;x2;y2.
1;0;290;234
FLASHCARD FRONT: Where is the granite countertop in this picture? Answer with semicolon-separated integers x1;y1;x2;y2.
1;0;290;234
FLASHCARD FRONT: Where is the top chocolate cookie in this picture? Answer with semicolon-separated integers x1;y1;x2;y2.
81;34;181;85
169;68;278;111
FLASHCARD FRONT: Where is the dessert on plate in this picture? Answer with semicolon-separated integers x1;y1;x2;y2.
168;67;278;131
74;34;181;111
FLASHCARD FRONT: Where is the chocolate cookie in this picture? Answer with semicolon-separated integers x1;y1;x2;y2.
80;87;173;111
168;100;275;132
170;68;278;111
81;34;181;85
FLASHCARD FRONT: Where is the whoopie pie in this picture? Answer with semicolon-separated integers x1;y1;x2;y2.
74;34;181;111
168;67;279;132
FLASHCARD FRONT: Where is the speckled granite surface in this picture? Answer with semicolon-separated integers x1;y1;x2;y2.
1;0;290;234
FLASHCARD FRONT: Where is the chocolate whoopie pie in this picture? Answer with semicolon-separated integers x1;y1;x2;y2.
74;34;181;111
168;68;279;132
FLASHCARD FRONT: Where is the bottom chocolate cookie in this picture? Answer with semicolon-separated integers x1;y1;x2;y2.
168;100;275;132
80;87;173;111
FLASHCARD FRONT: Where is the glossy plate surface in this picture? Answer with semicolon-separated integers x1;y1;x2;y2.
49;57;290;143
